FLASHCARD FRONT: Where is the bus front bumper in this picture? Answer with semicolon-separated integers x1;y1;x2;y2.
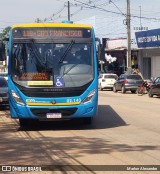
10;102;97;120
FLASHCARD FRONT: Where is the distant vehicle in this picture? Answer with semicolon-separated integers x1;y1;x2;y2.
113;74;143;93
148;76;160;97
0;77;8;106
0;72;8;81
98;73;118;90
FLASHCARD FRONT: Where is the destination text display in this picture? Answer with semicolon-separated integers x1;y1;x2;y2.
13;28;91;39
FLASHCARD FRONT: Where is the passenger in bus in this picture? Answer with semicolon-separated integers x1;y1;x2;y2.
26;46;38;73
52;50;60;76
77;49;90;64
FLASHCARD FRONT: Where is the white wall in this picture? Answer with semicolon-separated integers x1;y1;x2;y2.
152;56;160;78
138;48;160;78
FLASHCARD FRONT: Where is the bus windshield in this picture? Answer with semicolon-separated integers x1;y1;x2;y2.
12;42;93;88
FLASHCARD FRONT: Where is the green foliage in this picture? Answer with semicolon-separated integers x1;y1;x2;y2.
0;26;11;41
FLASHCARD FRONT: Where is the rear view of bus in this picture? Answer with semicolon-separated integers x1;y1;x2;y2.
8;22;98;127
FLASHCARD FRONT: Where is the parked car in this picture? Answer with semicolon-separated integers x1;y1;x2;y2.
113;74;143;93
0;77;8;106
0;72;8;81
98;73;118;90
148;76;160;97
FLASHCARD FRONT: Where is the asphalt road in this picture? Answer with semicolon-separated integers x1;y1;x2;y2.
0;90;160;174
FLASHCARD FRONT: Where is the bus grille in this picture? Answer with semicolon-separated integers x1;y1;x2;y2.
16;81;91;98
30;108;77;117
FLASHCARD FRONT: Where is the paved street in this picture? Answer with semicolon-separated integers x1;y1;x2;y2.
0;91;160;174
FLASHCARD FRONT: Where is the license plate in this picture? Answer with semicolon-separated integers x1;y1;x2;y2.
46;113;62;118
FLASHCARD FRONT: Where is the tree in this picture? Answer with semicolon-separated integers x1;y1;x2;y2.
0;26;11;41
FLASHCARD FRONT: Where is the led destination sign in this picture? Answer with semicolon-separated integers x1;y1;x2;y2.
13;28;91;39
23;30;82;37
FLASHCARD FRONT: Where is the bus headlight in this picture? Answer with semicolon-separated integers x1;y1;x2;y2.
10;90;25;106
81;89;96;104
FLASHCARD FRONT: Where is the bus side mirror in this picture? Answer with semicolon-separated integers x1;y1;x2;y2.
95;38;105;61
0;42;6;61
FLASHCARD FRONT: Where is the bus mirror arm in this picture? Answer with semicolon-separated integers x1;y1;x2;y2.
95;38;105;61
97;44;105;61
99;44;105;61
0;41;6;61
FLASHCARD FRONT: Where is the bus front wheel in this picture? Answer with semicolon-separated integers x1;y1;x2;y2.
83;117;93;124
19;119;28;127
19;119;37;127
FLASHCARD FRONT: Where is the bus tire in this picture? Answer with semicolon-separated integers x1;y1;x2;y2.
83;117;93;124
19;119;37;127
19;119;28;127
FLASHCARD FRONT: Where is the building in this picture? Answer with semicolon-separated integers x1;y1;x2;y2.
135;28;160;79
75;16;159;79
102;37;138;76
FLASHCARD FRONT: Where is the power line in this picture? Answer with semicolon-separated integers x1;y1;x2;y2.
42;0;160;24
109;0;126;17
74;0;160;21
44;5;66;22
71;7;83;17
74;0;124;16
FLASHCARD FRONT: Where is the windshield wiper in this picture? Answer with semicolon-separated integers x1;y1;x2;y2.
28;40;44;66
58;40;75;64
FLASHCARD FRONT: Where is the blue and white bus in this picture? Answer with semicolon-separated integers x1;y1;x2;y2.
0;22;101;127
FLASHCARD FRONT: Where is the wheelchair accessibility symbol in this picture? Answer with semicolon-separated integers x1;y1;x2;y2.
55;78;65;87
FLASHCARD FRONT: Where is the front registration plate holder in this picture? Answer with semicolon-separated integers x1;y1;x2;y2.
46;113;62;118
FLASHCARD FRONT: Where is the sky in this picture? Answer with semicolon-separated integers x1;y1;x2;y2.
0;0;160;39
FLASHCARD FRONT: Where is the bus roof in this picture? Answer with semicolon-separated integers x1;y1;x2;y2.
12;23;92;29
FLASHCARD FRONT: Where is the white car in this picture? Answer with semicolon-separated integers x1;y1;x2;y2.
0;72;8;81
98;73;118;91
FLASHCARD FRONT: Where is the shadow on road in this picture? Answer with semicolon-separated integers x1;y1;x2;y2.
0;121;160;165
94;105;127;129
17;105;127;131
1;106;159;166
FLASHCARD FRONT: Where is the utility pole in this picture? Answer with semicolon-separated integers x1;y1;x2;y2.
68;1;70;21
126;0;131;69
139;6;142;28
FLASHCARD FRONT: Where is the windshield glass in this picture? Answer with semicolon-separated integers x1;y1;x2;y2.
104;75;118;79
127;75;142;80
11;42;93;88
